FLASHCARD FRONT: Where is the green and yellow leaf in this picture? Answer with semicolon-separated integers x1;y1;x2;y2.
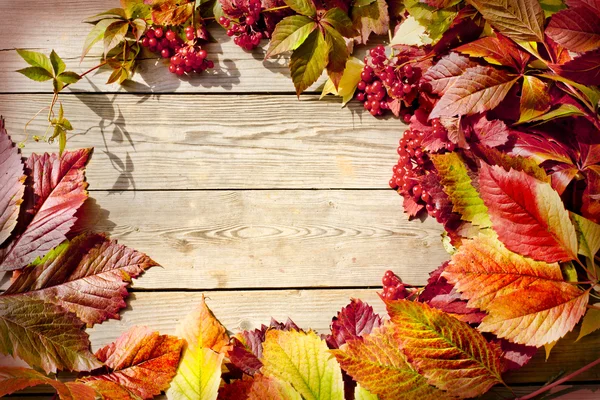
289;29;330;95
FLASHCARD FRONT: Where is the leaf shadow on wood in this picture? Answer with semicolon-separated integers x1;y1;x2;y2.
70;79;141;191
70;197;117;236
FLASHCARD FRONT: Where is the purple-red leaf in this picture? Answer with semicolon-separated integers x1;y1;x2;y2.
422;53;478;95
0;149;91;271
552;49;600;85
326;299;383;348
0;119;25;246
546;6;600;52
470;114;511;148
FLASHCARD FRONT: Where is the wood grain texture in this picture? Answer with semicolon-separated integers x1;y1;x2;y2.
0;0;377;94
0;190;447;290
0;94;402;190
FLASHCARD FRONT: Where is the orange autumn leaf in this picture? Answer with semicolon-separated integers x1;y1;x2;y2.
0;367;96;399
173;295;229;353
444;235;589;346
387;300;505;398
332;323;450;400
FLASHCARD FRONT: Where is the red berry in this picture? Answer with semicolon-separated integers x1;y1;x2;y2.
421;191;431;202
246;16;256;25
356;92;365;101
166;30;176;41
169;64;177;73
357;81;366;91
154;27;164;38
175;66;185;75
148;37;157;47
146;29;155;39
186;31;195;40
171;55;182;65
161;48;171;58
141;37;150;47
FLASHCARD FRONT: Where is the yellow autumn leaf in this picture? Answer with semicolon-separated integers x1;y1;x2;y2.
261;329;344;400
390;16;433;47
320;57;364;106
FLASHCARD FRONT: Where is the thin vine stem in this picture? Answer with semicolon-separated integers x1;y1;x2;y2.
516;357;600;400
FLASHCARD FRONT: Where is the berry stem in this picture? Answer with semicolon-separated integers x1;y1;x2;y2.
262;5;290;12
516;357;600;400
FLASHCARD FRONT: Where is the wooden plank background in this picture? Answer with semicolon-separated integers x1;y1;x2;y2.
0;0;599;398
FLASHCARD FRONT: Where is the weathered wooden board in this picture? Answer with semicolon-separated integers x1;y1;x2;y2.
0;0;377;93
0;94;403;190
0;189;447;290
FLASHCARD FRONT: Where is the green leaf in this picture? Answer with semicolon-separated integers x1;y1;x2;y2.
49;50;66;76
16;67;53;82
539;73;600;112
58;127;67;156
84;8;127;23
131;18;147;41
353;0;375;6
103;20;129;56
320;56;364;106
15;50;53;75
355;385;379;400
404;0;457;42
577;307;600;341
570;212;600;261
466;0;545;42
519;75;551;123
431;152;492;227
167;347;223;400
58;71;82;84
324;24;350;89
82;18;118;60
322;8;358;38
122;0;152;19
539;0;566;18
517;103;586;124
262;329;344;400
390;15;433;46
266;16;317;58
289;29;330;95
53;78;63;93
284;0;316;17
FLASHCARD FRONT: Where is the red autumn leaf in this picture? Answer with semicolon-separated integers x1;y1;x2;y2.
455;33;531;72
444;236;589;346
0;367;96;399
228;337;264;376
467;0;545;42
519;75;552;123
422;53;479;95
0;149;91;271
546;6;600;52
495;339;537;372
0;296;101;373
0;119;25;245
510;131;575;165
429;66;519;119
219;379;254;400
4;233;157;327
81;326;184;399
478;163;578;262
469;114;511;148
84;380;140;400
351;0;389;44
583;165;600;223
552;49;600;85
386;300;505;398
326;299;383;349
332;323;451;400
549;163;580;195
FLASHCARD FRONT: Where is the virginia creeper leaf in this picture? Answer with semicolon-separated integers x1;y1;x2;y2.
577;307;600;341
82;19;118;60
152;0;195;25
546;6;600;52
266;16;316;58
430;66;519;118
284;0;316;16
84;8;128;22
0;367;96;399
422;52;478;95
326;299;383;349
81;326;184;399
49;50;66;76
470;115;511;147
431;152;491;227
332;323;450;400
390;16;433;46
477;146;550;184
445;235;589;346
583;166;600;223
570;212;600;260
261;329;344;400
354;384;379;400
404;0;457;43
518;75;552;123
103;20;129;56
324;24;350;89
0;120;25;245
322;8;358;38
4;233;157;327
15;49;53;75
0;148;91;271
466;0;545;42
167;296;229;400
320;57;364;106
455;34;531;71
289;29;330;95
0;296;101;373
551;49;600;86
386;300;505;398
351;0;389;44
58;71;82;84
16;67;53;82
478;163;578;262
519;103;586;124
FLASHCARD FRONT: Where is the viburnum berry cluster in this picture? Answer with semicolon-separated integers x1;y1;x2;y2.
220;0;265;50
380;270;417;300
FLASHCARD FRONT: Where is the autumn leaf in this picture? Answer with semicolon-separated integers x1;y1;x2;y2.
0;296;101;373
390;15;433;46
430;66;519;118
355;384;379;400
167;296;229;400
0;119;25;245
455;33;531;72
583;165;600;223
284;0;316;16
326;299;383;349
4;233;157;327
546;5;600;52
470;115;511;148
444;235;589;346
266;15;316;58
386;300;505;398
431;152;491;227
320;57;364;106
552;49;600;85
570;212;600;260
152;0;195;25
248;374;303;400
289;29;330;95
577;307;600;341
0;367;96;399
478;163;578;262
404;0;457;43
351;0;389;44
518;75;552;123
261;329;344;400
103;20;129;56
323;24;350;89
466;0;545;42
0;148;91;271
81;326;184;399
333;322;451;400
84;380;142;400
422;52;478;95
82;19;119;60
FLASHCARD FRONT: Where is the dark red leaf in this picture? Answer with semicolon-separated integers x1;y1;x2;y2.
552;49;600;85
456;33;531;72
228;337;263;375
583;166;600;223
326;299;383;349
546;6;600;52
469;114;511;147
